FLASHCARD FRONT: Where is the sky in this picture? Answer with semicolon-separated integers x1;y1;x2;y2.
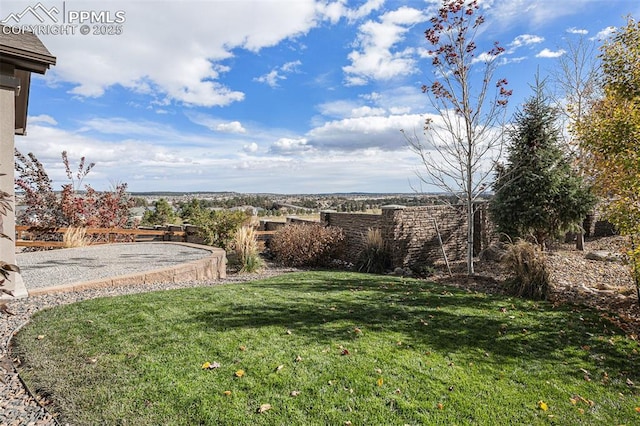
3;0;639;194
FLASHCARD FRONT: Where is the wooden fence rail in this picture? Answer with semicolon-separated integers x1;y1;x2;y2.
15;226;277;248
15;226;187;248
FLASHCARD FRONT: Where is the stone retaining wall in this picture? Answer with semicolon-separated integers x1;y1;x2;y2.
321;204;489;269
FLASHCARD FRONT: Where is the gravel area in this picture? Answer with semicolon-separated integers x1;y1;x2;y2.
1;254;297;426
16;243;213;289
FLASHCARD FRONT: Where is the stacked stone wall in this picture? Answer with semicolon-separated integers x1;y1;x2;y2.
321;205;485;269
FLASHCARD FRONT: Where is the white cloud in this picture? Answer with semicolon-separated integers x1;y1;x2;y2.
343;6;425;85
186;113;247;134
243;142;259;153
215;121;247;134
536;48;566;58
33;1;320;106
317;0;385;24
592;26;616;41
269;137;313;155
567;27;588;35
486;0;582;27
28;114;57;125
254;60;302;88
306;114;424;151
510;34;544;48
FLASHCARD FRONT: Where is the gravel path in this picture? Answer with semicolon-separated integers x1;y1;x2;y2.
1;248;297;426
16;243;213;289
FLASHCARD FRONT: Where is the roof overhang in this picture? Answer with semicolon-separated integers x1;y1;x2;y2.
0;25;56;135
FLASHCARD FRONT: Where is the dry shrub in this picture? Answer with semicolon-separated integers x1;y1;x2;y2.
356;228;391;274
63;227;90;248
233;226;264;273
501;239;549;300
271;223;345;267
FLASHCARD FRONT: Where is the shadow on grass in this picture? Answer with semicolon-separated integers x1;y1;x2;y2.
188;272;639;377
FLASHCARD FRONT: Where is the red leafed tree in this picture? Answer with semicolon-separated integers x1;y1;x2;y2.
15;150;133;231
404;0;511;275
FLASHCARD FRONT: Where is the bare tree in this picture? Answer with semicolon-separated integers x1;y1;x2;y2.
549;34;602;250
550;34;601;157
403;0;511;275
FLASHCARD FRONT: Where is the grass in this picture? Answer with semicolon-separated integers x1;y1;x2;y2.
12;271;640;425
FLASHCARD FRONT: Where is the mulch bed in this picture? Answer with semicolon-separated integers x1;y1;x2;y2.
432;235;640;337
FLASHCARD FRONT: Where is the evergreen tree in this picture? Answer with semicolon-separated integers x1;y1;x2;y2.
490;81;595;247
142;198;178;226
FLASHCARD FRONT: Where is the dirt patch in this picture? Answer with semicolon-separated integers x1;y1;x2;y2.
432;236;640;336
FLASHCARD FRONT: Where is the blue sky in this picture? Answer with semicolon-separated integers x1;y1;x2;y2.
4;0;639;193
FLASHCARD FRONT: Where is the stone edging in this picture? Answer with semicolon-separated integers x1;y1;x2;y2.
27;242;227;296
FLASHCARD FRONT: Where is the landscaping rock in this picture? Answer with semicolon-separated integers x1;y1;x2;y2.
585;250;623;262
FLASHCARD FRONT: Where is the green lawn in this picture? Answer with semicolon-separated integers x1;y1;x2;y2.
13;271;640;425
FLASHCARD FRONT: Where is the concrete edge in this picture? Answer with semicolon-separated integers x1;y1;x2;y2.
26;242;227;297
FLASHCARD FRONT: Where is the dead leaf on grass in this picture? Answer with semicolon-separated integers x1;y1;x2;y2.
290;390;301;397
537;400;548;411
202;361;220;370
223;390;232;396
258;403;272;413
235;369;245;377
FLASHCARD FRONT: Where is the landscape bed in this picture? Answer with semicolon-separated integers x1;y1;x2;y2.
11;271;640;425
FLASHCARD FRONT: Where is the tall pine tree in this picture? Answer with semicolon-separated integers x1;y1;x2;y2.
490;80;595;247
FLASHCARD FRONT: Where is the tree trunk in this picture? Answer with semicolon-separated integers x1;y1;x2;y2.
576;231;585;251
467;203;475;275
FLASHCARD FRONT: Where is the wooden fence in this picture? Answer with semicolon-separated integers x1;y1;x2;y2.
15;226;187;248
15;225;277;249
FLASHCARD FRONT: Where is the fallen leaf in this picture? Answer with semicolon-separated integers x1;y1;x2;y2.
634;406;640;413
395;388;402;394
290;390;301;397
354;327;362;334
437;403;444;410
344;422;352;426
258;403;272;413
570;397;578;405
202;361;220;370
235;369;245;377
377;377;384;387
627;378;635;387
375;368;382;374
223;390;232;396
239;345;246;351
275;365;284;372
286;330;292;335
37;335;45;340
341;349;350;356
295;355;302;362
537;400;548;411
578;408;585;414
0;303;14;316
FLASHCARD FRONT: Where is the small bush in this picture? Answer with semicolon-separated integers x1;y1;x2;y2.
356;228;391;274
271;223;345;267
233;226;264;273
501;239;549;300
